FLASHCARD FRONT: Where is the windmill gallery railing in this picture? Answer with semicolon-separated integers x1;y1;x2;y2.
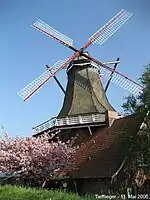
33;113;106;134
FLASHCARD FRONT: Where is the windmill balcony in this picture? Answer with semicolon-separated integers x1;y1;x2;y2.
33;113;107;135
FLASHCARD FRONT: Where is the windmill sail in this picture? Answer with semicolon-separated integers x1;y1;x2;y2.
18;9;140;102
18;59;67;101
91;62;143;95
89;9;133;45
32;20;73;47
32;10;133;53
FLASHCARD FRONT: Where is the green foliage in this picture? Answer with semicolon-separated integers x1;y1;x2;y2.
141;64;150;88
0;185;97;200
122;95;138;115
122;63;150;184
123;64;150;115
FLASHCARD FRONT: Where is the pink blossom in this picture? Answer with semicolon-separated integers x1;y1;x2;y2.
0;133;75;186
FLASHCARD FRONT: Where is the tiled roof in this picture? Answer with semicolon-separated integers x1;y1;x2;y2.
69;113;144;178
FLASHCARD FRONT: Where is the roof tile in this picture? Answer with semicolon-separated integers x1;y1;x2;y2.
70;114;143;178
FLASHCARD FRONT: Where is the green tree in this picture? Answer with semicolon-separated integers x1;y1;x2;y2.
122;64;150;188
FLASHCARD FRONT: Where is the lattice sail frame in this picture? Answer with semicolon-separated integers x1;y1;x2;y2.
32;9;132;48
18;60;121;101
17;59;67;100
32;20;73;46
89;9;133;45
91;62;142;95
18;9;143;101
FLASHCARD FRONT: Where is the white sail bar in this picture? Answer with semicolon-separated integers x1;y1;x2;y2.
102;60;120;65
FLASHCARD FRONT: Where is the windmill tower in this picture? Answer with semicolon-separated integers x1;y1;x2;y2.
18;9;143;145
58;52;115;118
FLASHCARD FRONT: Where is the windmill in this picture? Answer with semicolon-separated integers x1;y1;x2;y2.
18;9;144;143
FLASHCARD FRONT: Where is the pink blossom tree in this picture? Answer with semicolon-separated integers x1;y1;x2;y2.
0;133;75;187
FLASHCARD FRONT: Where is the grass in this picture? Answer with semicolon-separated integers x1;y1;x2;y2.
0;185;97;200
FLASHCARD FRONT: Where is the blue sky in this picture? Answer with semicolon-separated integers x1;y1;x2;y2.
0;0;150;137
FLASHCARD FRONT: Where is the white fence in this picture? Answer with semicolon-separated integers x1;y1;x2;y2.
33;113;106;134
